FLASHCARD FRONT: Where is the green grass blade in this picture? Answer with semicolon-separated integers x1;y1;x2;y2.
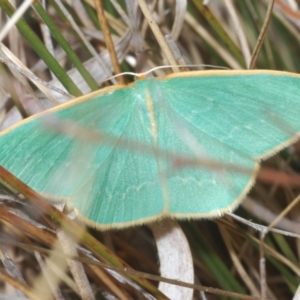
0;0;82;96
191;0;245;67
32;2;99;91
184;222;246;296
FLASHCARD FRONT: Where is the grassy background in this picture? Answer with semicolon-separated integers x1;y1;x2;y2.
0;0;300;299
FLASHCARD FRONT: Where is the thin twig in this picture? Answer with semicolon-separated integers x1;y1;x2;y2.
249;0;275;69
94;0;124;84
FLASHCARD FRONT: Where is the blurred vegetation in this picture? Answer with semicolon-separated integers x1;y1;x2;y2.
0;0;300;299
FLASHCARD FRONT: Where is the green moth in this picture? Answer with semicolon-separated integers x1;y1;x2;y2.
0;70;299;229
